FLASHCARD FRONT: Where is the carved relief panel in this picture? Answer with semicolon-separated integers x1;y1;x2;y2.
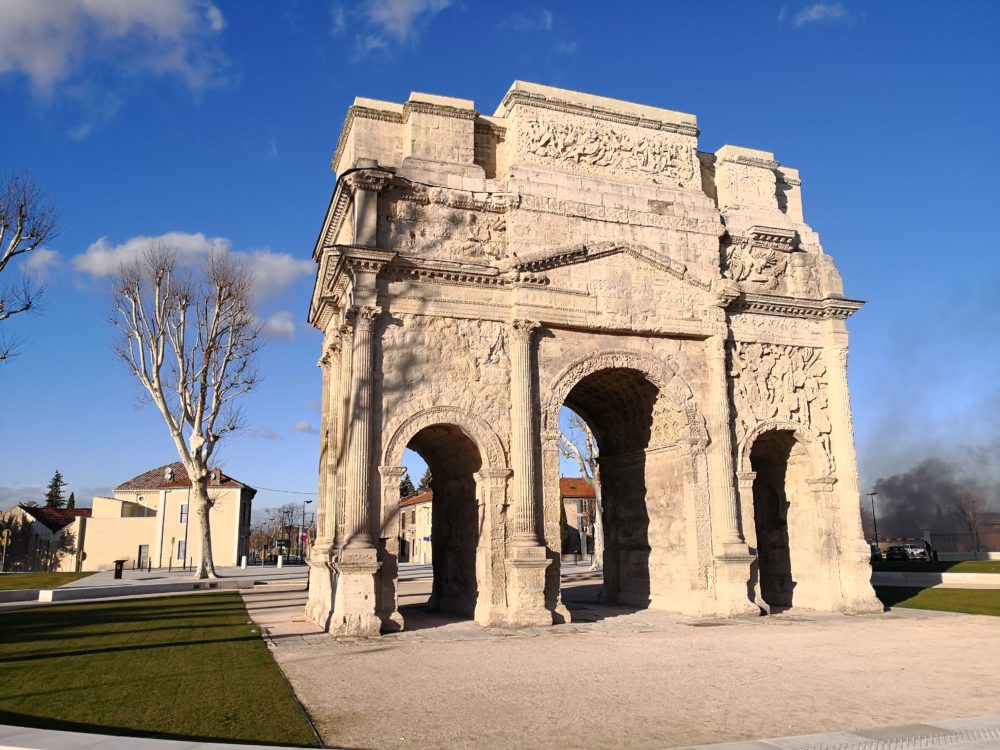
379;186;509;263
517;114;698;189
729;342;833;457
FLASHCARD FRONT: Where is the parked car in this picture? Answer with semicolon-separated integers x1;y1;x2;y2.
869;543;883;562
885;546;909;561
902;543;931;561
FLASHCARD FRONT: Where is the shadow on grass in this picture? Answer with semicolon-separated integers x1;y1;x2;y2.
0;709;310;747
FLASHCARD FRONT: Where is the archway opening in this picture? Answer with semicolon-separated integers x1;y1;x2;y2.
748;430;812;612
398;423;483;623
558;366;660;616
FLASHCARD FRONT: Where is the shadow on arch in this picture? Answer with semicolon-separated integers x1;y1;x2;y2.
379;407;508;630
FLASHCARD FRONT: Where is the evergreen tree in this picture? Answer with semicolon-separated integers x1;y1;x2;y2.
399;472;416;498
44;470;67;509
417;468;432;493
66;492;75;510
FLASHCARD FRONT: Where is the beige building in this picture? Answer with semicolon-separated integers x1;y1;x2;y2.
0;505;91;572
398;491;433;564
305;82;880;635
4;463;256;573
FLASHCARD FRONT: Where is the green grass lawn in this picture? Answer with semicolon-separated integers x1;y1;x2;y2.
0;572;95;590
0;592;318;746
875;586;1000;617
872;559;1000;574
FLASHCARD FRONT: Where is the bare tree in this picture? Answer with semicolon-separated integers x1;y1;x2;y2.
112;245;261;578
558;410;604;571
951;489;984;560
0;173;58;363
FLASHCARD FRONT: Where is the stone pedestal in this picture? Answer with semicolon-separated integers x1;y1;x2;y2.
505;546;552;626
711;551;760;617
305;550;335;629
328;550;382;637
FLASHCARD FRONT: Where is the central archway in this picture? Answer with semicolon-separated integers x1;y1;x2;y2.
542;350;711;618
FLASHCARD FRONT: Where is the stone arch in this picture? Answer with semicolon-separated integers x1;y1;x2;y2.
542;349;708;446
377;405;510;629
383;405;507;472
541;348;712;613
736;418;834;480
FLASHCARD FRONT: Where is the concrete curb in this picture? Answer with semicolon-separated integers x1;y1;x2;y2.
0;589;40;603
37;578;254;602
871;571;1000;589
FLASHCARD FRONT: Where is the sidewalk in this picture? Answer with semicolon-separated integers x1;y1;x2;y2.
2;715;997;749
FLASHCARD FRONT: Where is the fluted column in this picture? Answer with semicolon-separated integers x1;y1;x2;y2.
509;319;541;547
343;305;381;549
706;334;745;549
313;341;338;555
332;322;353;550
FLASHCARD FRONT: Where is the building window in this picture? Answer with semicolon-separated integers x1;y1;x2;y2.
177;540;186;561
179;504;188;524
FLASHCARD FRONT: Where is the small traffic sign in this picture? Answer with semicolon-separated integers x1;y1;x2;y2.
0;528;11;546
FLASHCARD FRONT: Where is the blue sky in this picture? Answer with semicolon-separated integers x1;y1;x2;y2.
0;1;997;516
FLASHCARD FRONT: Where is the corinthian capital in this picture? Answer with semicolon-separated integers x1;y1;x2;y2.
346;304;382;332
509;318;540;345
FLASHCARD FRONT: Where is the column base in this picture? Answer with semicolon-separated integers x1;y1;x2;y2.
305;557;334;630
711;551;761;618
505;546;552;627
838;539;885;614
327;548;381;637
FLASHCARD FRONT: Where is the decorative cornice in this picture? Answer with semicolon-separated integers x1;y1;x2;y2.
403;100;478;121
733;293;864;320
745;225;797;253
505;241;710;291
331;105;404;171
344;168;393;193
501;89;699;138
474;120;507;139
719;154;780;170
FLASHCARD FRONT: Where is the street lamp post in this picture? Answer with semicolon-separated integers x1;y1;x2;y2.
300;499;313;560
867;492;879;544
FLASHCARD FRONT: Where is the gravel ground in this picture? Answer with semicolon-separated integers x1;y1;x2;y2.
244;579;1000;750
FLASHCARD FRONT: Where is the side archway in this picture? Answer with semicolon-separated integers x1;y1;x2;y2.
736;419;837;612
383;406;507;471
377;406;510;629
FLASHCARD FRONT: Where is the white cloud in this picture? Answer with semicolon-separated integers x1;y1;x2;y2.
367;0;451;41
331;5;347;35
794;3;850;27
72;231;313;298
334;0;451;56
248;427;279;441
502;10;554;34
262;311;296;341
22;247;62;281
0;0;228;95
291;420;319;435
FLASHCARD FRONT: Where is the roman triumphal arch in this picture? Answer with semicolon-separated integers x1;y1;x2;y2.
304;82;881;635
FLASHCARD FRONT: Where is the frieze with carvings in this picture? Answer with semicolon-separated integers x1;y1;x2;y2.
730;342;832;456
383;196;508;262
521;117;696;187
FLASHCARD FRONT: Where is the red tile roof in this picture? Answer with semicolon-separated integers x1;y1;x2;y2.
560;477;595;498
19;505;92;532
115;462;254;493
399;490;432;508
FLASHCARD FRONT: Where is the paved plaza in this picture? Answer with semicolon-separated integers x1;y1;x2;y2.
242;566;1000;750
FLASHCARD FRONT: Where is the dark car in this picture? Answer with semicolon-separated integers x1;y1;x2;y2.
869;543;883;562
885;546;909;561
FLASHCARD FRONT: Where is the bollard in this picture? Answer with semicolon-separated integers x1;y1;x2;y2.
277;554;284;569
240;555;247;569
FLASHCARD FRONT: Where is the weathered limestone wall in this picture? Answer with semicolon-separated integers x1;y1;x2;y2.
305;81;881;635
